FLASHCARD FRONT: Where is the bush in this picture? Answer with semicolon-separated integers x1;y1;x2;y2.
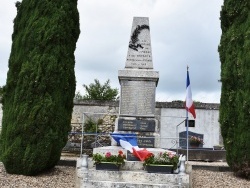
84;118;101;133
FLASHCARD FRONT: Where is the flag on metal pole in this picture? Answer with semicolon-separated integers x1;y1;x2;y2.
185;66;196;162
185;67;196;119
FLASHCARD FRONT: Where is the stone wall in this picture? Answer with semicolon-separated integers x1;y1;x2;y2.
0;100;221;149
0;103;2;132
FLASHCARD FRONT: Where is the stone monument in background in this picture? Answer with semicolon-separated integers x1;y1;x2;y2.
115;17;160;149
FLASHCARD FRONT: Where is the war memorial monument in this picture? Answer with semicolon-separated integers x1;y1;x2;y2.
76;17;190;187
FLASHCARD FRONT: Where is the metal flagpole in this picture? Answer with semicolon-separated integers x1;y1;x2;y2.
186;109;189;162
186;66;189;162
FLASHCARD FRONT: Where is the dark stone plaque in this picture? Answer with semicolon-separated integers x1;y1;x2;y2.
118;119;137;131
185;120;195;127
137;137;154;148
118;118;155;132
139;119;155;131
126;151;140;161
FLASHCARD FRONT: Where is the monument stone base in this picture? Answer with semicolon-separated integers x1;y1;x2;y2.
76;147;190;188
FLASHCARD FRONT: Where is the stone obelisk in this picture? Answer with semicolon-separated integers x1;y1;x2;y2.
115;17;159;149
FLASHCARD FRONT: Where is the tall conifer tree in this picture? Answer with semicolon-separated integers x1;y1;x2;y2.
219;0;250;179
0;0;80;175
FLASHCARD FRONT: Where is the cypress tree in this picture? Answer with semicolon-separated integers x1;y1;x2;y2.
0;0;80;175
219;0;250;179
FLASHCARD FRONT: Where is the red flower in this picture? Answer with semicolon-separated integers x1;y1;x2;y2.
118;150;123;156
145;152;154;160
105;152;111;158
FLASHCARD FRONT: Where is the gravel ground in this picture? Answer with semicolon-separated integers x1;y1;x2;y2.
192;169;250;187
0;163;75;188
1;161;249;188
190;161;250;187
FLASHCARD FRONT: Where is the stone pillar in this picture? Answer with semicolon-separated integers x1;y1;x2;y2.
114;17;160;148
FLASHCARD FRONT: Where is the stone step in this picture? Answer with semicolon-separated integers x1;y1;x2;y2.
77;168;189;188
83;180;186;188
86;169;189;184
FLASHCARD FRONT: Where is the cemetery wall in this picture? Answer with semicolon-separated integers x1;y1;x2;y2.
0;101;221;148
0;103;2;131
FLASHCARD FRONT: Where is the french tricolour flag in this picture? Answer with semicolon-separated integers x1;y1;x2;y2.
111;133;151;161
185;70;196;119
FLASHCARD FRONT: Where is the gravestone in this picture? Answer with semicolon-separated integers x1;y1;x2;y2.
179;131;204;148
114;17;159;149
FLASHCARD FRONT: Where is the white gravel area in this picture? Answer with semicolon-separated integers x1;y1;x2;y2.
1;160;249;188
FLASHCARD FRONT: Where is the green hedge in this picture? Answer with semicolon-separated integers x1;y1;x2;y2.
0;0;80;175
219;0;250;179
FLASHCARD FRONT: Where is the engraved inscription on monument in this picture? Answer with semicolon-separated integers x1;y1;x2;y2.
125;17;153;69
137;137;155;148
118;118;155;132
119;80;155;116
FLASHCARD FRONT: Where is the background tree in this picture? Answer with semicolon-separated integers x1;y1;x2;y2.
0;0;80;175
74;91;84;100
82;79;118;100
218;0;250;179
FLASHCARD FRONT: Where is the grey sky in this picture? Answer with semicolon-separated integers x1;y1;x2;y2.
0;0;223;103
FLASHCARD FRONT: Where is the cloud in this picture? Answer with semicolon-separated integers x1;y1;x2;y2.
0;0;223;103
